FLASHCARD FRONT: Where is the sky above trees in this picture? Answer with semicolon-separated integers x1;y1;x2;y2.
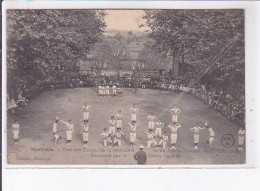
105;10;148;31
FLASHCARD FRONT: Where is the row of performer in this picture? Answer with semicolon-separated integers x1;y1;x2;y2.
11;104;245;150
98;85;119;96
99;120;245;150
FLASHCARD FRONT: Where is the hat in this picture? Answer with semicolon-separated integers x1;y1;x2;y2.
139;145;144;149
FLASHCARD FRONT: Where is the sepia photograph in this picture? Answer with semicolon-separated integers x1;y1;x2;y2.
5;8;245;165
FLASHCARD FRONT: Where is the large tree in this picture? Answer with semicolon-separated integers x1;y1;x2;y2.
7;10;106;89
142;10;244;89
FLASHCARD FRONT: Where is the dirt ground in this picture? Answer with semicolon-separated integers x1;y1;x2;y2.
6;88;245;165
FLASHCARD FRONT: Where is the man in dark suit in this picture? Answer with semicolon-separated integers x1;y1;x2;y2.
134;145;147;165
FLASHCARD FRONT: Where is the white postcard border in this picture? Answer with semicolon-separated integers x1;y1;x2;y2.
2;1;258;169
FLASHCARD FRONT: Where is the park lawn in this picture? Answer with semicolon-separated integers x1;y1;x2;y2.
6;88;245;165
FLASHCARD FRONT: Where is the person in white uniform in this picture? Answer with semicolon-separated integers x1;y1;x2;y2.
158;132;169;148
145;129;157;148
128;121;139;148
98;85;102;96
105;85;110;96
18;92;28;105
129;104;139;122
82;120;91;147
115;110;124;130
108;116;117;135
238;127;245;151
60;119;74;146
146;113;157;130
190;124;205;150
52;117;60;144
53;118;59;135
205;121;215;149
114;128;124;149
154;121;164;137
168;122;181;149
100;128;110;147
168;84;173;94
112;84;117;96
170;105;181;123
82;104;91;122
12;120;20;144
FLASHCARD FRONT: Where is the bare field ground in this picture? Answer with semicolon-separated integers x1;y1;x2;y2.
7;88;245;165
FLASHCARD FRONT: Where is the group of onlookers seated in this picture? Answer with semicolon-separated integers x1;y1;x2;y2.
191;85;245;126
7;76;84;113
7;73;245;126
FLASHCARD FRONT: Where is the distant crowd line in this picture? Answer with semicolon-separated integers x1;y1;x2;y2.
7;73;244;126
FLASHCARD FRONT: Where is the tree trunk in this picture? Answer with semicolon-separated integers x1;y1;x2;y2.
172;56;179;78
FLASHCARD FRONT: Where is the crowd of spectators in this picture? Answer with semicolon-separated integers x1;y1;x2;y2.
136;72;245;126
191;85;245;126
7;75;92;113
119;71;244;126
7;71;245;126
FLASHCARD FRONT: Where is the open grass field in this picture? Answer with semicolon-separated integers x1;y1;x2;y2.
7;88;245;165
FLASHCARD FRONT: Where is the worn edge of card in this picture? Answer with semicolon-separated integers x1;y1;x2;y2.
2;0;257;169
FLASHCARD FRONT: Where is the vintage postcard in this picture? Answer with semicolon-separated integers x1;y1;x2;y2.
3;7;246;166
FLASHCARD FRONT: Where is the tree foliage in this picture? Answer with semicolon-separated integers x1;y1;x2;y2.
138;39;170;71
142;10;244;89
7;10;106;85
90;33;131;70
